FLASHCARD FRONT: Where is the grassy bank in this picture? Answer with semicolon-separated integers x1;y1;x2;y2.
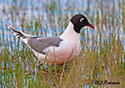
0;0;124;87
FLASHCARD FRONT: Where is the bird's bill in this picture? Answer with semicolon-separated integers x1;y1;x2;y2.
87;24;95;29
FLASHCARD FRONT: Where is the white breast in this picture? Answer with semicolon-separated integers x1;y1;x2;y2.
42;39;81;64
44;22;81;64
33;22;81;65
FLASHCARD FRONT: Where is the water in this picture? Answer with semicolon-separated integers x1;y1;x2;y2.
0;0;124;87
0;0;124;46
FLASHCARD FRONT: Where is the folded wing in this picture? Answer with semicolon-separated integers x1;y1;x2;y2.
28;37;63;54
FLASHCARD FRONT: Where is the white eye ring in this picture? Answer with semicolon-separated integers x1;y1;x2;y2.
80;18;84;22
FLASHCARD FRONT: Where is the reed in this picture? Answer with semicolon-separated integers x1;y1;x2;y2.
0;0;124;87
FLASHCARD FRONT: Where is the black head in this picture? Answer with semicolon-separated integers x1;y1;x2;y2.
70;14;95;33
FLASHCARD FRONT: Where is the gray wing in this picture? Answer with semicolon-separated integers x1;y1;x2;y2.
28;37;63;54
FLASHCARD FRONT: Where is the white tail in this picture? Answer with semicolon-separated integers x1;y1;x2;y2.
8;26;33;44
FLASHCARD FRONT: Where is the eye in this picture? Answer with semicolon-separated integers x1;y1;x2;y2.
80;18;84;22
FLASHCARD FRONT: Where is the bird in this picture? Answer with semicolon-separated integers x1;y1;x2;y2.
9;14;95;65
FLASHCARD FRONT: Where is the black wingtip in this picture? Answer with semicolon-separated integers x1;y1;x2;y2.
8;26;17;32
8;26;26;38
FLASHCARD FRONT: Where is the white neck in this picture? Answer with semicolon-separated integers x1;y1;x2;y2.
60;22;80;40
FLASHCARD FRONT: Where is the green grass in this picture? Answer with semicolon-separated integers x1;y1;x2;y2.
0;0;125;88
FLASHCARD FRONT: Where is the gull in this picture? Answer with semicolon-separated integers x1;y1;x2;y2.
9;14;95;65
